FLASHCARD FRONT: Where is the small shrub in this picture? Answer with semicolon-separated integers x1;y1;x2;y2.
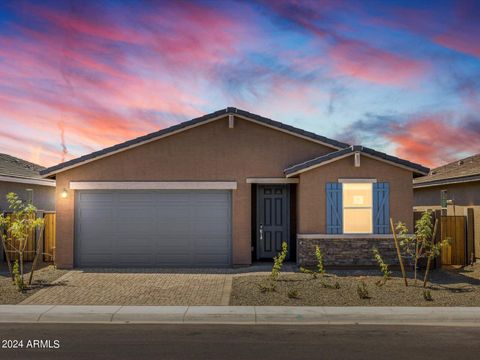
357;280;369;299
321;280;340;289
287;289;300;299
258;281;276;293
372;247;391;286
315;246;325;275
12;260;24;291
299;267;317;279
271;242;288;281
423;289;433;302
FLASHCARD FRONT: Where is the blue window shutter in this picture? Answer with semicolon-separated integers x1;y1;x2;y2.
373;182;390;234
326;183;342;234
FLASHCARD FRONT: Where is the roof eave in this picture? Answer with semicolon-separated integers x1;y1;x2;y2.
413;174;480;188
0;174;56;186
284;147;429;177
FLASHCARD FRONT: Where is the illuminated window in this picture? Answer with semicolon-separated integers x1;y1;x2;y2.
343;183;373;234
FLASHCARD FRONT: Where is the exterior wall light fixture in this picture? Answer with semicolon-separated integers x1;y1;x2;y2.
61;188;68;199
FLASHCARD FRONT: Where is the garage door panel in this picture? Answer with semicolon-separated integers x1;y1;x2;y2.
79;254;114;266
156;226;191;238
115;237;156;249
116;254;155;266
116;219;158;236
193;255;229;266
156;192;191;202
154;239;191;252
77;192;114;203
76;190;231;267
192;221;229;232
79;243;113;254
117;192;156;203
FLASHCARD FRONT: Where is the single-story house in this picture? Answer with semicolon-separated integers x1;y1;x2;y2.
41;108;428;269
0;153;55;212
414;153;480;260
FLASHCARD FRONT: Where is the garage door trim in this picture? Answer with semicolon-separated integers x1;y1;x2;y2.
70;181;237;190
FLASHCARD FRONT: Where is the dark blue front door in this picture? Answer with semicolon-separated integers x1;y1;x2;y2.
256;185;290;260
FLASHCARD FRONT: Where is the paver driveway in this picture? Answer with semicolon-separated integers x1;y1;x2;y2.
20;268;233;306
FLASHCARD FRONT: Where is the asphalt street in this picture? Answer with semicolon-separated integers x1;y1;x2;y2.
0;323;479;360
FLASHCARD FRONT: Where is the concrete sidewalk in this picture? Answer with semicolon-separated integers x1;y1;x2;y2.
1;305;480;326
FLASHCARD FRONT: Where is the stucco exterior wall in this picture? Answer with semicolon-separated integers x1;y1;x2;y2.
54;116;334;268
0;181;55;212
296;155;414;234
414;181;480;207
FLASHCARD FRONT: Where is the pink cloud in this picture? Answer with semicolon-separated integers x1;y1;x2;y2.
435;33;480;58
329;40;428;86
0;2;261;166
386;115;480;167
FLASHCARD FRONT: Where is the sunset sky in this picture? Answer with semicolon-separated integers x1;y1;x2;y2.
0;0;479;169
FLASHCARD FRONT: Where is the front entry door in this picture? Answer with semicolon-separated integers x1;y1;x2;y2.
257;185;290;260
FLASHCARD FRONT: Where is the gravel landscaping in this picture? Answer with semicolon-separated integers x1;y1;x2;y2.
230;266;480;306
0;264;69;304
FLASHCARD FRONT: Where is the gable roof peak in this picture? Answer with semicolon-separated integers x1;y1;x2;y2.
41;107;349;178
284;145;429;177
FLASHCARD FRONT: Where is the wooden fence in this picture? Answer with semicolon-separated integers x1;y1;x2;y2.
2;211;56;263
413;210;474;267
441;216;466;266
43;212;56;262
3;213;36;261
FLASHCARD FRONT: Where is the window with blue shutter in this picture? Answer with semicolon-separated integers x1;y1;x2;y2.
373;182;390;234
326;183;342;234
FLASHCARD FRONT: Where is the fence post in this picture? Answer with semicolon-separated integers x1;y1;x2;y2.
467;208;474;265
36;211;45;266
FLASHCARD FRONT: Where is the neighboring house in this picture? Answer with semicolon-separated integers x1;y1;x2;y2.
41;108;428;269
0;153;55;212
414;153;480;260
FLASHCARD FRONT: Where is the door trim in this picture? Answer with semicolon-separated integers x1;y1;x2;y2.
246;178;299;184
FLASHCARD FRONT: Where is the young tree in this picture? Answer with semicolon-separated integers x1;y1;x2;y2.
394;211;449;287
0;192;44;290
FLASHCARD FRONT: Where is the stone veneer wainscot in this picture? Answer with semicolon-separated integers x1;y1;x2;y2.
297;235;402;267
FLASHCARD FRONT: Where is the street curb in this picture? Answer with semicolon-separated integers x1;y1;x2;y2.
1;306;480;326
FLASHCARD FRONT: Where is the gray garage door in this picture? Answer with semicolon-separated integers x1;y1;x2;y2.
75;190;231;267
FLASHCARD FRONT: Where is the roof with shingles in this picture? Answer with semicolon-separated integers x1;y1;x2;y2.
414;153;480;187
284;145;430;176
40;107;350;177
0;153;45;180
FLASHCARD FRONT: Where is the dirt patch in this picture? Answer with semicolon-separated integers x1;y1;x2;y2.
0;264;69;304
230;268;480;306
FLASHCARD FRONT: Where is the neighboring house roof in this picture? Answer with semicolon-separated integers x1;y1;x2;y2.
284;145;430;177
0;153;55;186
40;107;350;178
413;153;480;188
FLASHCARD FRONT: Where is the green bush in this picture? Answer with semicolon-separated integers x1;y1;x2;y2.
299;266;317;278
258;281;276;293
372;247;391;286
357;280;369;299
271;242;288;281
321;280;340;289
287;289;300;299
423;289;433;301
12;260;24;292
315;246;325;275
